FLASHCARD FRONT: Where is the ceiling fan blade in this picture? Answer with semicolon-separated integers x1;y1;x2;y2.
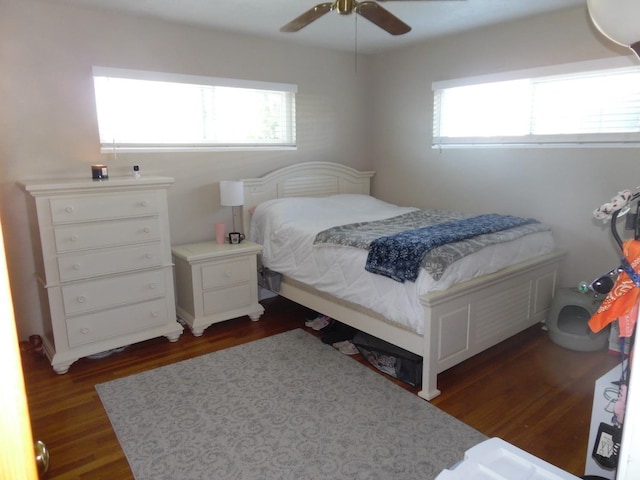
280;2;335;32
356;1;411;35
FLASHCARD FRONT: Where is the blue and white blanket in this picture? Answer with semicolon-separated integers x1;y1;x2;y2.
313;210;550;283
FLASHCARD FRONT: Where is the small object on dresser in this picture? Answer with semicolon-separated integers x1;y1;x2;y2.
91;164;109;180
132;165;141;179
228;232;245;244
215;222;226;244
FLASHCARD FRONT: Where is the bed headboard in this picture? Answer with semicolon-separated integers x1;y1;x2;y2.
241;162;375;235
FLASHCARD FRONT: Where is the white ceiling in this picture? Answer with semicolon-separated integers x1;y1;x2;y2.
53;0;587;53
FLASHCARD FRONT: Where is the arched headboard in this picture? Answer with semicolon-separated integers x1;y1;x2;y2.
241;162;375;235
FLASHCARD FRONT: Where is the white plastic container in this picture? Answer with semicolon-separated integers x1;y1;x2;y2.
436;437;581;480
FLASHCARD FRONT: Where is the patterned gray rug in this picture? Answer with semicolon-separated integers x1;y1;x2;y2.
96;329;486;480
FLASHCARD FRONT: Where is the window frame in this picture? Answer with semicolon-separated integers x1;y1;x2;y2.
92;66;297;153
431;56;640;149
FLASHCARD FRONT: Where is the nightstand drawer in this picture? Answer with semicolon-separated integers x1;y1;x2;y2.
50;192;161;224
62;269;166;315
201;257;252;290
66;298;170;347
203;283;253;316
54;217;161;253
58;243;164;281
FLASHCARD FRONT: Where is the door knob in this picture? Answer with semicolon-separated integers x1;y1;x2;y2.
35;440;49;476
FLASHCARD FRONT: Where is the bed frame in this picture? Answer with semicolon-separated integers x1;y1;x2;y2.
241;162;565;400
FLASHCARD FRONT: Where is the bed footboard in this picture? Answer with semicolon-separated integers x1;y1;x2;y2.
417;249;565;400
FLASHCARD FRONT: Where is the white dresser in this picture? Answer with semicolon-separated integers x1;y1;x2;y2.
21;176;183;373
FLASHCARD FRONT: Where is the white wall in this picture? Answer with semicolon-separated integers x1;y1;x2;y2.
0;0;370;339
3;1;640;341
368;7;640;289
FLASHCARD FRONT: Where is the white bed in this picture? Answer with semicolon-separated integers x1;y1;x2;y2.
242;162;565;400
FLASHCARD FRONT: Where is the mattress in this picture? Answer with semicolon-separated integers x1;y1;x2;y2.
250;194;556;334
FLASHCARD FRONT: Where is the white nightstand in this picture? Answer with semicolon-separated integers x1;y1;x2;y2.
172;240;264;336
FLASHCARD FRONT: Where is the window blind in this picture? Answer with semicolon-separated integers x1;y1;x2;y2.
93;67;297;151
432;60;640;148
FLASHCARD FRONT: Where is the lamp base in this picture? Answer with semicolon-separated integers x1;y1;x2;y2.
231;205;240;234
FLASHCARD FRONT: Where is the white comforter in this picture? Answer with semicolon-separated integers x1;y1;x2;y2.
250;194;556;334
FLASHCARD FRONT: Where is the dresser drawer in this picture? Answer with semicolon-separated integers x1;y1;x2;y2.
203;283;253;316
201;257;253;290
66;298;170;347
62;269;166;315
50;192;161;224
58;243;164;282
54;217;161;253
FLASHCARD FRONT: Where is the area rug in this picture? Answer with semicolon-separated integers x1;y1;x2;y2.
96;329;486;480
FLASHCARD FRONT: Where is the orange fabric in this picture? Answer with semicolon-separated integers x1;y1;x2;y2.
619;300;639;338
589;239;640;337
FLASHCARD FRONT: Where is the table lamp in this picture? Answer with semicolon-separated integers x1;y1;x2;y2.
220;180;244;233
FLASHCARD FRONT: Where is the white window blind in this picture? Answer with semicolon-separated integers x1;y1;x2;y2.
432;60;640;148
93;67;297;152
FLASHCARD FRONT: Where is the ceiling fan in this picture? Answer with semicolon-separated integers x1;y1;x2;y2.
280;0;453;36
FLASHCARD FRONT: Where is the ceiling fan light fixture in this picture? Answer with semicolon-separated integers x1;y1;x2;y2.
587;0;640;59
335;0;355;15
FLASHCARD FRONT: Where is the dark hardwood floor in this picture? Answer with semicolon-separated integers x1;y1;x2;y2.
21;296;620;479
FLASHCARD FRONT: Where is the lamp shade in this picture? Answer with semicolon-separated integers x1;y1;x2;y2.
220;180;244;206
587;0;640;58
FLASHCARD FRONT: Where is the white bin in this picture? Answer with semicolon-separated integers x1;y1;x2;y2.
436;437;581;480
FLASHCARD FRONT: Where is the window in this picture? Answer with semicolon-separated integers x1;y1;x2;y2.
432;58;640;148
93;67;297;152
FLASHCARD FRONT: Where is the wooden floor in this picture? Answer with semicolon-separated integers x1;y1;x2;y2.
21;296;620;479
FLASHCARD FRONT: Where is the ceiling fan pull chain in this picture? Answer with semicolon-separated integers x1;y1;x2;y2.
354;13;358;74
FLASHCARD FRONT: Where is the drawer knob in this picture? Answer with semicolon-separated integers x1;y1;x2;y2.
70;235;79;242
65;206;75;213
72;264;81;270
80;327;89;334
141;200;149;207
145;253;153;259
149;283;158;289
77;296;86;303
224;271;232;278
151;311;159;318
143;227;151;233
